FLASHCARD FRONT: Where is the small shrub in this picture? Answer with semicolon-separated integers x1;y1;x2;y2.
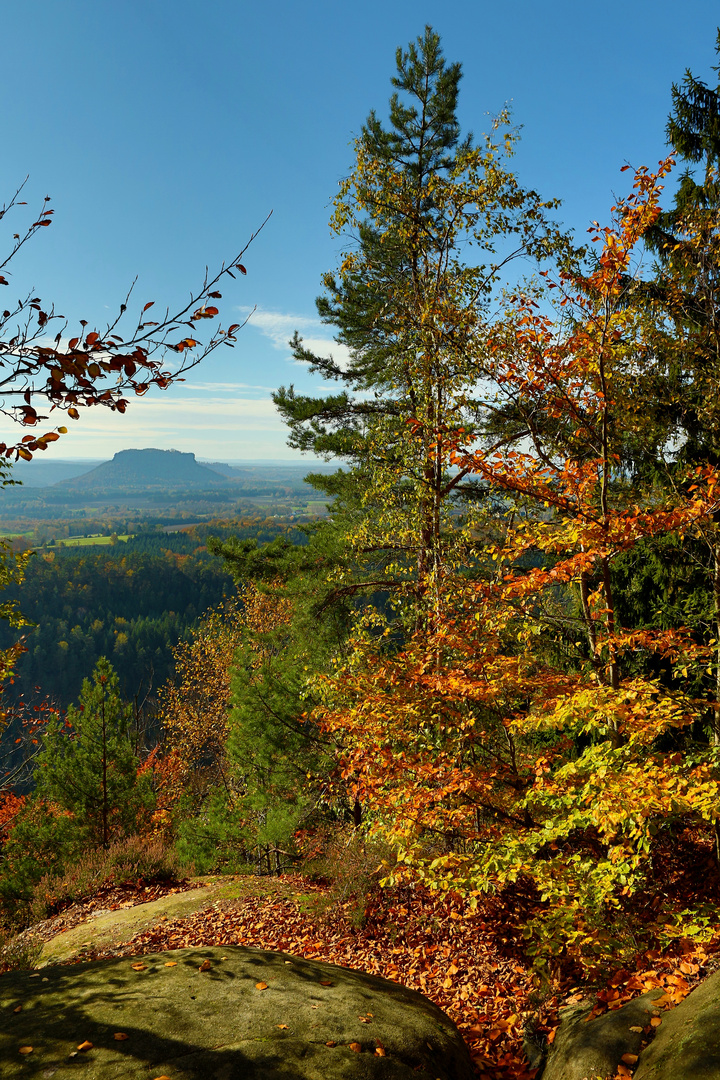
0;928;42;973
175;791;252;874
0;800;82;928
28;835;192;924
305;828;391;927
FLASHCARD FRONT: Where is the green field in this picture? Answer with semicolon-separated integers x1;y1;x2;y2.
57;534;132;548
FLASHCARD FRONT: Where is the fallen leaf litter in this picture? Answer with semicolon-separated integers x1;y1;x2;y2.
24;872;720;1080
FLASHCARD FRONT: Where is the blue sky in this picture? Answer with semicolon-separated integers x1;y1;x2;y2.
2;0;719;463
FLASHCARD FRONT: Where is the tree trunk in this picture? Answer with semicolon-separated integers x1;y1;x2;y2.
101;694;109;850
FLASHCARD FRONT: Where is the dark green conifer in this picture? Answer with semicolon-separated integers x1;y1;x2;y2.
35;657;151;849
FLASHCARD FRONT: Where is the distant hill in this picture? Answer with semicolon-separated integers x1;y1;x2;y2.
202;461;241;478
0;450;336;523
9;460;104;488
58;449;228;490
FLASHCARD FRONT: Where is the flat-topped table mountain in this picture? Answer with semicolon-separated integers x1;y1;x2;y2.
56;449;229;491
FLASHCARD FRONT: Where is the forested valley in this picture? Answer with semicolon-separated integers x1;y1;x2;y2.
5;25;720;1079
0;521;297;714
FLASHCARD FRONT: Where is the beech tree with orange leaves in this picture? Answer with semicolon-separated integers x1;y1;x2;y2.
308;157;720;974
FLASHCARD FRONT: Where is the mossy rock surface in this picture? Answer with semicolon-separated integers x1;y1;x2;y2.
0;945;473;1079
541;989;665;1080
634;968;720;1079
36;882;232;966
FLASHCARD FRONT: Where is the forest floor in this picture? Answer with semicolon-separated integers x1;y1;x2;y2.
9;871;720;1080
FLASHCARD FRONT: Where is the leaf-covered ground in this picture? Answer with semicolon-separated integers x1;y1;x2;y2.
26;872;719;1080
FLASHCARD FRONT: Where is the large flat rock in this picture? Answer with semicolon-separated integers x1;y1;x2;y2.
0;945;473;1079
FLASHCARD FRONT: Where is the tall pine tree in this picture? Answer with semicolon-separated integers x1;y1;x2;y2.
274;26;574;620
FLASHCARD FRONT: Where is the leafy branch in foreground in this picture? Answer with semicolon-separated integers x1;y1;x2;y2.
0;179;270;459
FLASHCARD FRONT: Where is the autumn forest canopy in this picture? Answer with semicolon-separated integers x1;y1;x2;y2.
5;24;720;1067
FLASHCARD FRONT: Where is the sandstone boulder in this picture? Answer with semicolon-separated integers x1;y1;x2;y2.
634;968;720;1079
541;989;666;1080
0;945;473;1079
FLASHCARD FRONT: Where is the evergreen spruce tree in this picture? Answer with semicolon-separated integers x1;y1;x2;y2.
273;26;573;619
35;657;151;849
610;30;720;741
646;29;720;262
641;29;720;465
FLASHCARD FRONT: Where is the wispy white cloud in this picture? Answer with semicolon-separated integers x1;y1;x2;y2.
1;389;300;461
240;306;353;370
182;380;276;393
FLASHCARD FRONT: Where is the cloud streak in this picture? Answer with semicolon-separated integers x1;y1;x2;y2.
0;388;301;461
240;306;353;370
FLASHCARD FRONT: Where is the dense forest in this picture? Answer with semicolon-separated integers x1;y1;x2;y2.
5;27;720;1077
0;521;300;710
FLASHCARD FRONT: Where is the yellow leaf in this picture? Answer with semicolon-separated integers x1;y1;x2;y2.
114;1032;129;1041
255;982;268;990
18;1047;33;1055
77;1041;93;1052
